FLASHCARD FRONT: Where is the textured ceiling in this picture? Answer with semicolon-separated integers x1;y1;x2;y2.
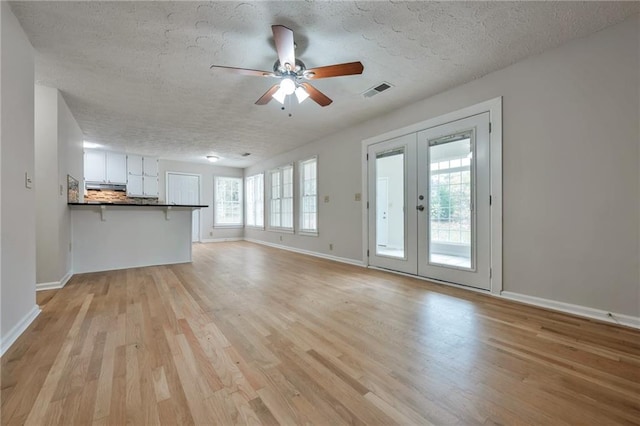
10;1;639;167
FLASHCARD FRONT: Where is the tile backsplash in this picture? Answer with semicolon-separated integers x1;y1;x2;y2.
85;189;158;204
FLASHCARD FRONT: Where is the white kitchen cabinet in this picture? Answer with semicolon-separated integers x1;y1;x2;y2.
127;174;143;197
143;175;159;197
126;154;158;198
106;152;127;184
84;150;127;184
84;150;106;182
144;157;158;177
127;154;143;176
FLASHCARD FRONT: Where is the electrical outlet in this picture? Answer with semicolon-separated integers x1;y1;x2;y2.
60;184;64;196
209;231;213;236
279;235;283;242
355;193;361;201
329;243;333;251
69;242;72;251
324;195;330;203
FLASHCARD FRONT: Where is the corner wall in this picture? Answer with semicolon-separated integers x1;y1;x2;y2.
245;16;640;318
1;1;38;354
34;85;84;288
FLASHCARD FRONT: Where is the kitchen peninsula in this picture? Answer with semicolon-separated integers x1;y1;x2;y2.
69;201;207;273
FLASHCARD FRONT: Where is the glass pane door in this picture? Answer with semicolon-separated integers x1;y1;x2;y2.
367;133;417;274
417;112;491;290
376;149;405;259
429;133;474;270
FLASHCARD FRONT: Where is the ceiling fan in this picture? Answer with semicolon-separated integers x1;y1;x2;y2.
210;25;364;107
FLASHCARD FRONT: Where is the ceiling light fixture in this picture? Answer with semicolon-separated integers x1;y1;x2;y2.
83;141;102;149
272;87;287;104
206;155;219;163
279;77;296;95
295;86;309;103
272;77;309;105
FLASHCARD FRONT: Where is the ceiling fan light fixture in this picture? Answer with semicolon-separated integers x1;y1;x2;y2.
272;87;287;104
206;155;219;163
279;77;296;95
295;86;309;103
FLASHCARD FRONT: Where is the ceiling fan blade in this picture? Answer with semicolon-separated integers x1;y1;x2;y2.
272;25;295;71
304;61;364;79
300;83;332;107
255;84;281;105
210;65;275;77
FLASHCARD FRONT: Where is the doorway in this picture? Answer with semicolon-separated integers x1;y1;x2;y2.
366;104;500;292
166;172;201;242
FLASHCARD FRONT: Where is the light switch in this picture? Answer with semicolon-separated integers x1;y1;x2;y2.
25;172;33;189
324;195;330;203
355;193;361;201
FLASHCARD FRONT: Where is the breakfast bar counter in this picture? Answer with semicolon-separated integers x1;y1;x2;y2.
69;202;208;273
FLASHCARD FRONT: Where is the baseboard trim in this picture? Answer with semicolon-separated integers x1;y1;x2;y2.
244;238;365;267
200;238;243;243
0;305;41;356
500;291;640;330
36;270;73;291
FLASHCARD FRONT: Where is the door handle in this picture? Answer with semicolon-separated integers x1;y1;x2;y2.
417;205;425;211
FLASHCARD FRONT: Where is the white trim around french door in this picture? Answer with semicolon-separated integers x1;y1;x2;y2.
362;97;502;293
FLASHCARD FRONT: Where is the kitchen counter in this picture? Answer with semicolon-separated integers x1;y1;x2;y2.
69;202;208;273
69;202;208;208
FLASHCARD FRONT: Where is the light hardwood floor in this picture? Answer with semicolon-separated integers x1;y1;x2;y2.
2;241;639;425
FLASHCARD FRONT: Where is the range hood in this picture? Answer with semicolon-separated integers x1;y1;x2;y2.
85;183;126;191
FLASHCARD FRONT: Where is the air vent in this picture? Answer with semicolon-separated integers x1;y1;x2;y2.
362;82;394;98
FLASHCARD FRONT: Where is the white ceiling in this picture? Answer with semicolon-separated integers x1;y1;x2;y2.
10;1;639;167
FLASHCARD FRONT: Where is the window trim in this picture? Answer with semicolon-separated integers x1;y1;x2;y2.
213;176;244;228
245;173;265;230
298;156;318;237
268;163;295;232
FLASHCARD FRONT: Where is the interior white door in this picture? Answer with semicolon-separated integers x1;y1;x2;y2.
417;112;491;290
367;133;417;274
167;173;201;242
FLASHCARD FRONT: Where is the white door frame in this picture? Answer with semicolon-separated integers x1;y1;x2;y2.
361;97;503;294
166;171;202;242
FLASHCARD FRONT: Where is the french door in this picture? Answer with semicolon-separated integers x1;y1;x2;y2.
368;112;491;290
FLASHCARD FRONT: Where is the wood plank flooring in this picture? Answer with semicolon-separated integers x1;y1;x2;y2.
2;241;640;425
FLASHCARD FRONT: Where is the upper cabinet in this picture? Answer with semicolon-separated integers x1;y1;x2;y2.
127;154;143;176
106;152;127;183
84;150;106;182
126;154;159;198
84;150;127;184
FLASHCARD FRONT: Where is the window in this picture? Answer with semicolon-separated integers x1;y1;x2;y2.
269;164;293;230
245;173;264;228
299;157;318;234
214;177;243;226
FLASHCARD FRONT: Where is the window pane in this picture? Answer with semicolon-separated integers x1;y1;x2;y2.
376;149;404;258
429;136;472;269
215;177;243;226
300;158;318;233
269;167;293;230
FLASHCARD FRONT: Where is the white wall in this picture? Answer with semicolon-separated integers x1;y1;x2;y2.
245;16;640;317
245;138;363;259
1;1;38;351
35;86;58;284
57;91;84;279
158;159;243;241
34;86;83;287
